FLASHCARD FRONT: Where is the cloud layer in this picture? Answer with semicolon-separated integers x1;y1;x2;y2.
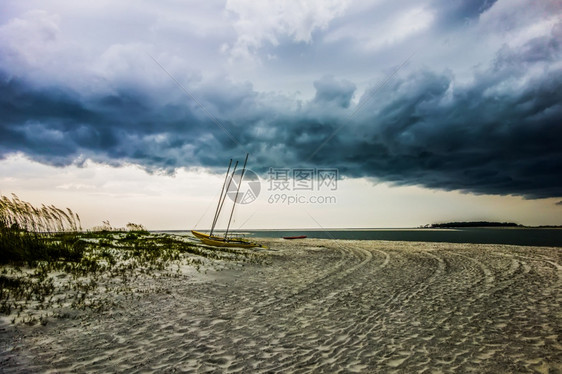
1;0;561;199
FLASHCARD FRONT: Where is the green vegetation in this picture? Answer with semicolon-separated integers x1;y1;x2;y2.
0;194;83;265
0;194;262;325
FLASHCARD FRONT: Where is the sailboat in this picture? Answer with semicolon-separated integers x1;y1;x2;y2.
191;154;266;249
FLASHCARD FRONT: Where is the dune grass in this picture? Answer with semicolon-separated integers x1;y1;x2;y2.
0;194;84;265
0;194;263;325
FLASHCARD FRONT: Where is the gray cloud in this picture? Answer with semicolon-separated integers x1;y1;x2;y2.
1;1;561;200
431;0;498;29
312;75;356;109
306;31;562;198
2;31;561;198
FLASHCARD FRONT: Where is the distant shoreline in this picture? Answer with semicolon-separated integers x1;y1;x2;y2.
425;221;522;228
158;227;562;247
424;221;562;229
159;224;562;233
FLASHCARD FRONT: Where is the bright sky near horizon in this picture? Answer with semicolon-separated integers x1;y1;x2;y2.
1;0;561;230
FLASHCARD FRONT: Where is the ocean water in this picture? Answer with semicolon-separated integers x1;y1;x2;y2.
170;228;562;247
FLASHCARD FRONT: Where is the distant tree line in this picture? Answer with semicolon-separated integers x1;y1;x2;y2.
426;221;522;228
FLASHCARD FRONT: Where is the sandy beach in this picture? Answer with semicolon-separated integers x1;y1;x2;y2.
1;238;561;373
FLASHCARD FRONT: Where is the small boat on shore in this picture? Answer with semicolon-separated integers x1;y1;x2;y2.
191;230;217;240
199;236;267;248
192;155;266;249
282;235;307;240
192;229;265;248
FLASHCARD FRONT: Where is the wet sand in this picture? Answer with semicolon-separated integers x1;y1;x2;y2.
1;239;561;373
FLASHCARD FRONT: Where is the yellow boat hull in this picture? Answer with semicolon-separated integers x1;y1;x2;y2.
197;235;266;249
192;230;265;248
191;230;214;240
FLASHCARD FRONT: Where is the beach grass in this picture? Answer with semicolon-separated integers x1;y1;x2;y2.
0;194;262;325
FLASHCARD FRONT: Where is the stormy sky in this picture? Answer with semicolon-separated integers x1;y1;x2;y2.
1;0;561;210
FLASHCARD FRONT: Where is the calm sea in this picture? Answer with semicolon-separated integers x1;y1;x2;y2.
167;228;562;247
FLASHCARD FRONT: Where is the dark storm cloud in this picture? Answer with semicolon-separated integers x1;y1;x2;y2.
304;31;562;199
1;17;561;199
431;0;498;29
0;72;225;169
312;75;356;109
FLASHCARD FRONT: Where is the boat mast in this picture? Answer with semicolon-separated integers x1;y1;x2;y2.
211;160;238;236
209;159;232;236
217;161;238;234
225;153;248;239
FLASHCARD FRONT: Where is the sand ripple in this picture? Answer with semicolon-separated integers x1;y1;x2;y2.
1;239;561;373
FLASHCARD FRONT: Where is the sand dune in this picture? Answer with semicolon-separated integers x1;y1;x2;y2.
1;239;561;373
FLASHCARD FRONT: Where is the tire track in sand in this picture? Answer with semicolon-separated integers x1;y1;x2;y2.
4;240;561;374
